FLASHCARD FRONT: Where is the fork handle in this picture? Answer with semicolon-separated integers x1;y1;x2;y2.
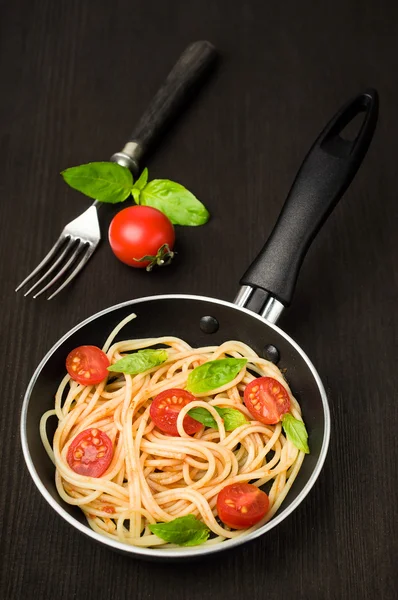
110;41;217;174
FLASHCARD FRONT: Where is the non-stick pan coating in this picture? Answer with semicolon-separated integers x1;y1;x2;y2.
22;295;330;560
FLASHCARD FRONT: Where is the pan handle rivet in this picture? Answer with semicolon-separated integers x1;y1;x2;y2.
199;316;219;334
263;344;280;364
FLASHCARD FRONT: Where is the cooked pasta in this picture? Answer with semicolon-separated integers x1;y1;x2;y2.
40;313;307;548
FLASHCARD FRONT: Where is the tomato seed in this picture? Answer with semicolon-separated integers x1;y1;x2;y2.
91;429;98;436
74;450;83;459
252;386;259;393
97;452;105;458
241;506;248;513
92;438;100;446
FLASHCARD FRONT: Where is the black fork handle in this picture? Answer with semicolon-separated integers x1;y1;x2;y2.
240;89;379;306
111;41;217;173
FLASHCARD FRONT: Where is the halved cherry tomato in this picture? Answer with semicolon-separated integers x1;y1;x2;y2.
244;376;290;424
150;388;202;436
217;482;269;529
66;345;110;385
67;428;113;477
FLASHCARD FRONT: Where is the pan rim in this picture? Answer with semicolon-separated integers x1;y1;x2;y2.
20;293;331;559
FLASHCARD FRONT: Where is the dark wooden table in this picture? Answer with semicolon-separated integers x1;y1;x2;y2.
1;1;397;598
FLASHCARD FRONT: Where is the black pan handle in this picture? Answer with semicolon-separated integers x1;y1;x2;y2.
240;89;379;306
111;41;217;174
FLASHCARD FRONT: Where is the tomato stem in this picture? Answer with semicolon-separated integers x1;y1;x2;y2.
133;243;175;272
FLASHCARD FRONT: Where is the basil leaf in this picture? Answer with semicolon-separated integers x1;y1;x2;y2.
187;407;218;429
140;179;209;226
149;515;210;546
61;162;133;203
133;167;149;192
107;349;167;375
218;407;248;430
186;358;247;394
188;406;248;431
131;188;141;204
131;168;149;204
282;413;310;454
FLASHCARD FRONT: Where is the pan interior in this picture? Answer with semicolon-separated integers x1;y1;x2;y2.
23;296;328;556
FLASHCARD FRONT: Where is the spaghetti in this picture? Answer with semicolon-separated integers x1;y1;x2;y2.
40;313;307;548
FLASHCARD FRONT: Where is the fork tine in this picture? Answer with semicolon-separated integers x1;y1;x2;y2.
15;236;67;292
23;238;77;297
32;241;86;299
47;244;96;300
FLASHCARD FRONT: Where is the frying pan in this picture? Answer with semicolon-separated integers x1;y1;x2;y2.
21;88;379;560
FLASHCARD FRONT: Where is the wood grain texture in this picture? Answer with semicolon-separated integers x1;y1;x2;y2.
1;0;398;598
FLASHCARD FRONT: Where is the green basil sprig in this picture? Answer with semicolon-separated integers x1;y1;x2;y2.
186;358;247;394
281;413;310;454
107;349;167;375
149;515;210;546
187;406;248;431
61;163;209;227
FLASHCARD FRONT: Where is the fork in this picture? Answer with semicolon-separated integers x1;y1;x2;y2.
16;41;217;300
